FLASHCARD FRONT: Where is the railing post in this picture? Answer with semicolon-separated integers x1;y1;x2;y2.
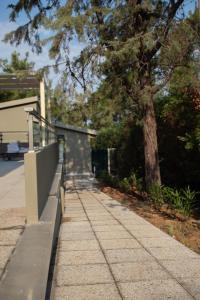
24;107;34;152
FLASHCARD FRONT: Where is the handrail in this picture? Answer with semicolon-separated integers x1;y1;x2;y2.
24;107;56;151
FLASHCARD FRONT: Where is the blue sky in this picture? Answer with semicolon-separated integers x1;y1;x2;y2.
0;0;83;85
0;0;197;86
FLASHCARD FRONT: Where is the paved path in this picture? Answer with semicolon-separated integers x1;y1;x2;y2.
0;160;25;280
0;160;25;209
52;177;200;300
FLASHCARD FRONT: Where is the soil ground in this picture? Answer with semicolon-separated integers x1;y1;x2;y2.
100;185;200;255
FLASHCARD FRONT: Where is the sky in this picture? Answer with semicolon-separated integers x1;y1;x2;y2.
0;0;84;86
0;0;197;87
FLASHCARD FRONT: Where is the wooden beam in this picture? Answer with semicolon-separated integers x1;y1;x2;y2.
0;84;39;89
0;79;39;85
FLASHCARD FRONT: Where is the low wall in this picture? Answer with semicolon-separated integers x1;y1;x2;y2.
0;161;64;300
25;142;59;223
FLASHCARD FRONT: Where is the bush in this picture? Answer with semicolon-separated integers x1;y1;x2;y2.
180;186;197;217
129;172;144;192
119;178;131;193
163;186;183;210
149;185;197;217
148;184;164;207
98;171;119;188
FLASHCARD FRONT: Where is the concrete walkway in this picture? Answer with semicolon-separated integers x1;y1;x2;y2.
52;177;200;300
0;160;25;209
0;160;25;280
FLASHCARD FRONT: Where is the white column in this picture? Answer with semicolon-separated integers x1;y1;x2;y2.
40;78;46;146
40;78;46;120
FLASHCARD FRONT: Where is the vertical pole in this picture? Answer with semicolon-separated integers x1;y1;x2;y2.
28;113;34;152
47;97;51;122
108;148;111;175
40;78;46;147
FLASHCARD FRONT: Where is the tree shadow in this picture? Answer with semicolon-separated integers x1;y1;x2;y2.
0;159;24;177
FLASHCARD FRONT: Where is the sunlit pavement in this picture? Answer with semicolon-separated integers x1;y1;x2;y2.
51;177;200;300
0;160;25;281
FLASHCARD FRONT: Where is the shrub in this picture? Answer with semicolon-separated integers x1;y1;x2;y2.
129;172;144;192
180;186;197;217
119;178;131;193
162;185;197;217
162;186;182;210
148;184;164;207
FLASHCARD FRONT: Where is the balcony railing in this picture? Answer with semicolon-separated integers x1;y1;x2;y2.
24;107;56;151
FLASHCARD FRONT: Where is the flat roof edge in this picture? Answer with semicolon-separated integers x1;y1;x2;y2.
0;96;39;109
54;122;97;136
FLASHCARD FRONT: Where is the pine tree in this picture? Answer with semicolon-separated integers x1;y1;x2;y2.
0;51;37;102
5;1;199;188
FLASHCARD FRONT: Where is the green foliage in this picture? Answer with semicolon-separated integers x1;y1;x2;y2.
149;185;198;217
162;186;183;210
5;0;199;189
0;51;37;102
180;186;198;217
119;178;131;193
129;172;144;192
98;170;144;195
93;125;122;150
148;184;164;207
98;171;119;189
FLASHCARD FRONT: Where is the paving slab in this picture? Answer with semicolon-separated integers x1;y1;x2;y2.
118;279;193;300
138;236;180;248
111;261;170;282
148;246;200;260
105;248;154;263
96;230;132;240
99;239;141;250
92;225;125;232
0;162;25;209
0;229;22;246
57;250;106;265
56;264;114;286
90;220;119;226
160;258;200;279
60;224;92;233
52;176;200;300
180;278;200;299
61;221;90;227
0;246;14;269
59;240;100;251
59;231;96;241
54;284;121;300
62;216;88;222
88;215;115;221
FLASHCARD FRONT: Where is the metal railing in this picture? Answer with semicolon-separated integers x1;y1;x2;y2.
24;107;56;151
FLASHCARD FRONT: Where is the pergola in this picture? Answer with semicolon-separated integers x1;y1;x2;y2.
0;73;47;120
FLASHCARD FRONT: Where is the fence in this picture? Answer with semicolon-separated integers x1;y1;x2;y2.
24;108;61;223
25;107;56;151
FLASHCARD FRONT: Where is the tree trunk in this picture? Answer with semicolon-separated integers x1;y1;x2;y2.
142;95;161;189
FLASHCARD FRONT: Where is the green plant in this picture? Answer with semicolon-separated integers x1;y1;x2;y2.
149;184;164;207
163;185;197;217
163;186;182;209
129;172;144;192
180;186;197;217
119;178;131;193
98;171;120;188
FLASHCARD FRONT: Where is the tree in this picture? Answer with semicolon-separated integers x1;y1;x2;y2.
5;1;199;188
0;51;37;102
